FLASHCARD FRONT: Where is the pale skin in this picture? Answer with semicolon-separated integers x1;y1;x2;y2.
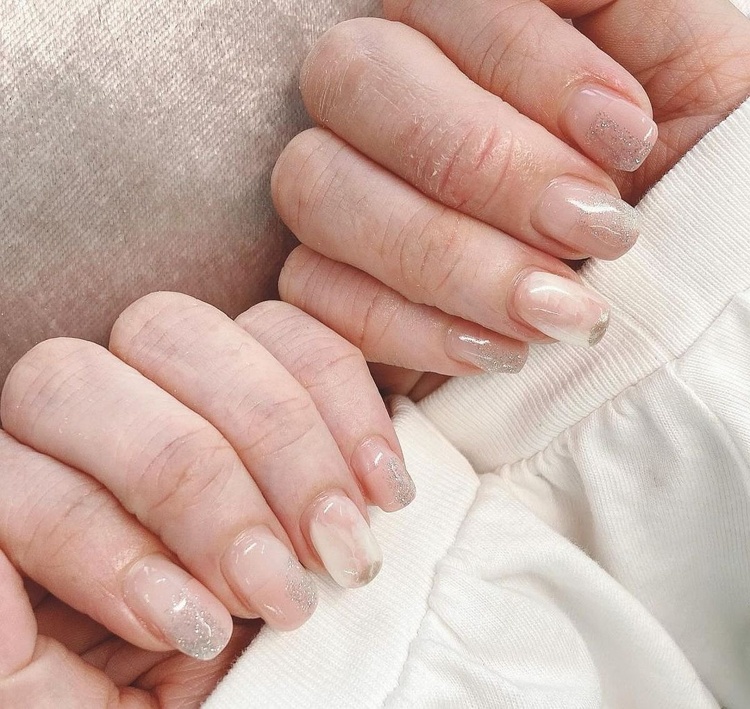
0;0;749;706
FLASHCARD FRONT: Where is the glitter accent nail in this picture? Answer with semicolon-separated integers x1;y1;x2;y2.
445;327;527;374
532;177;640;259
513;271;611;348
352;436;416;512
123;555;232;661
588;111;655;171
223;526;317;631
562;86;658;172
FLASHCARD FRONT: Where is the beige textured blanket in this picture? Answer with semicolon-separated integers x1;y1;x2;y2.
0;0;378;382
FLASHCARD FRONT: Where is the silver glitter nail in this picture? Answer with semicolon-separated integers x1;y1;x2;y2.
165;590;230;661
451;333;527;374
285;558;317;614
387;456;416;508
576;194;640;250
588;111;654;172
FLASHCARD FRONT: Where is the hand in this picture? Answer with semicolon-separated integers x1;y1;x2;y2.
0;293;414;705
273;0;750;394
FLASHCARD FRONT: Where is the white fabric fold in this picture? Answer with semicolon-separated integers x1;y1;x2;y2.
207;94;750;709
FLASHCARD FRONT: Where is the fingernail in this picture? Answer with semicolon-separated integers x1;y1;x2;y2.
532;177;640;259
444;326;527;374
123;555;232;660
562;85;658;172
513;272;610;348
352;436;416;512
222;526;317;631
304;491;382;589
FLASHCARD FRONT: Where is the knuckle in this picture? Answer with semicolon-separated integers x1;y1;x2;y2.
426;119;515;214
356;287;403;354
110;291;201;353
19;477;119;573
392;206;467;302
474;10;541;94
272;128;349;242
236;299;297;334
1;338;105;429
292;336;365;392
300;18;384;124
240;391;320;463
271;128;331;233
136;425;238;521
277;245;322;306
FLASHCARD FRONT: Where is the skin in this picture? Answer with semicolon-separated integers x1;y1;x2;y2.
0;0;749;706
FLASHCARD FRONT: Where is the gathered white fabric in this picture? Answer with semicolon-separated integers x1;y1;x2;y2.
207;24;750;709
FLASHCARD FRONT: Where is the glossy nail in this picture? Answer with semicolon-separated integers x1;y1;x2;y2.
123;555;232;660
562;85;658;172
352;436;416;512
444;326;527;374
513;272;610;348
304;492;382;589
533;177;640;258
223;526;317;631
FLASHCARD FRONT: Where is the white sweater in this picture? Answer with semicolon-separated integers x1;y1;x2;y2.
206;7;750;709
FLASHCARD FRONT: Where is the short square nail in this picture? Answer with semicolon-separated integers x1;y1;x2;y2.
352;436;415;512
513;271;611;348
222;526;317;631
562;85;658;172
304;492;382;589
123;555;232;660
532;177;640;258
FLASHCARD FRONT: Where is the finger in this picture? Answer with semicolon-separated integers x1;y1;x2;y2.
1;336;317;631
110;292;382;590
300;18;641;260
235;300;417;513
279;246;529;374
35;595;111;655
0;431;233;660
274;129;612;350
383;0;658;173
554;0;750;195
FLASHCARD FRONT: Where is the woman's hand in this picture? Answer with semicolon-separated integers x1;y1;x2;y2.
274;0;750;394
0;292;415;705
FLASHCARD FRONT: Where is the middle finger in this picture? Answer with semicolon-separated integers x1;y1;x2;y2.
300;17;640;261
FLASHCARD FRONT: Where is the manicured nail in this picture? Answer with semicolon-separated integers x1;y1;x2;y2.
304;491;382;589
123;555;232;660
352;436;416;512
223;526;317;631
562;85;658;172
532;177;640;259
444;326;527;374
513;272;610;348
